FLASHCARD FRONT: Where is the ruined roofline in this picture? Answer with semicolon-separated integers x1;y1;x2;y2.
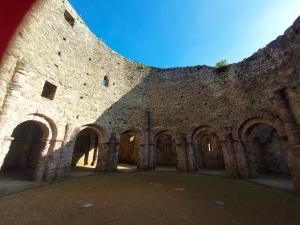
64;0;299;73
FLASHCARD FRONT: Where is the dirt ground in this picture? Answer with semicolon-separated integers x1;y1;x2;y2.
0;172;299;225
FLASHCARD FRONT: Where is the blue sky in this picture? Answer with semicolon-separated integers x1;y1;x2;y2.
69;0;300;68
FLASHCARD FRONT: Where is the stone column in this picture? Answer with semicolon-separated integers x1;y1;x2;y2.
274;89;300;194
232;139;251;178
186;140;197;172
36;138;56;182
286;87;300;126
97;132;117;172
58;132;77;177
286;88;300;194
220;133;238;178
145;111;155;170
138;144;147;170
274;89;300;144
175;134;189;172
148;142;156;169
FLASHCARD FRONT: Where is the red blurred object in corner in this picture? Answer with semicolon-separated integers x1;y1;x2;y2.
0;0;36;62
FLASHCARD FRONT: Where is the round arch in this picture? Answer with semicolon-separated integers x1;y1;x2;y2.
192;126;225;170
1;119;52;181
154;130;177;167
237;117;291;177
237;117;286;140
70;124;108;171
0;113;58;181
118;128;144;168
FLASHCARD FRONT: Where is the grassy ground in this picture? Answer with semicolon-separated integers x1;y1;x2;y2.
0;172;299;225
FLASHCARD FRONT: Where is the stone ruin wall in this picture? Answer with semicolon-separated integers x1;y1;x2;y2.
0;0;300;191
0;0;150;178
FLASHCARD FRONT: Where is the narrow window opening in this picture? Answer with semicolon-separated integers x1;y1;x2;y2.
208;142;213;152
41;81;57;100
102;76;109;87
64;10;75;27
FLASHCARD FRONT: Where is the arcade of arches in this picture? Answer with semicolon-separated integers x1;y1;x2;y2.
0;119;297;193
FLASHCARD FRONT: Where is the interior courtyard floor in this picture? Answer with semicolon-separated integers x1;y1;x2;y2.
0;172;299;225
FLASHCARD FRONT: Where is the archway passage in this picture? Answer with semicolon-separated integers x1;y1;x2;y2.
71;128;99;170
195;133;225;170
155;131;177;168
1;120;48;181
118;131;139;170
243;124;290;177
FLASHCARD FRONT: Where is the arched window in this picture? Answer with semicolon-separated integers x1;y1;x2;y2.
208;141;213;152
102;76;109;87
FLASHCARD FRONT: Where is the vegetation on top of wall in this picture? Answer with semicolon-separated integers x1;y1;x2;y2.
215;59;229;73
137;63;146;70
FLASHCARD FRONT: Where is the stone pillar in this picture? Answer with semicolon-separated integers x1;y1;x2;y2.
286;87;300;126
145;111;155;170
186;140;197;172
274;89;300;194
232;139;251;178
175;134;189;172
54;123;73;179
96;132;117;172
138;144;147;170
35;138;56;182
220;133;238;177
286;88;300;194
274;89;300;144
148;143;155;169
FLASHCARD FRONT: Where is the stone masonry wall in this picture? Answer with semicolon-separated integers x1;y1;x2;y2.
0;0;300;192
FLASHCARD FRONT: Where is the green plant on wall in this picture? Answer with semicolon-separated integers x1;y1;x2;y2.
137;63;146;70
215;59;229;72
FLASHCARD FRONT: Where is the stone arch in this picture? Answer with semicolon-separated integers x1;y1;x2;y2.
0;113;57;181
69;124;107;171
118;128;144;168
192;126;225;170
154;130;177;167
237;117;291;177
237;117;286;140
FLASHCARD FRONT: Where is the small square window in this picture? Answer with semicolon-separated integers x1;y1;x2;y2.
41;81;57;100
64;10;75;27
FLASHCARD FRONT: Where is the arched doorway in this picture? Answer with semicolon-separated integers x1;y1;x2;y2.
155;131;177;168
1;120;49;180
71;128;99;170
118;130;139;170
243;123;290;177
195;133;225;169
192;127;225;175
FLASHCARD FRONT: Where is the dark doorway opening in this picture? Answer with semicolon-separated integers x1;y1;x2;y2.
118;130;139;172
1;120;48;181
155;131;177;170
